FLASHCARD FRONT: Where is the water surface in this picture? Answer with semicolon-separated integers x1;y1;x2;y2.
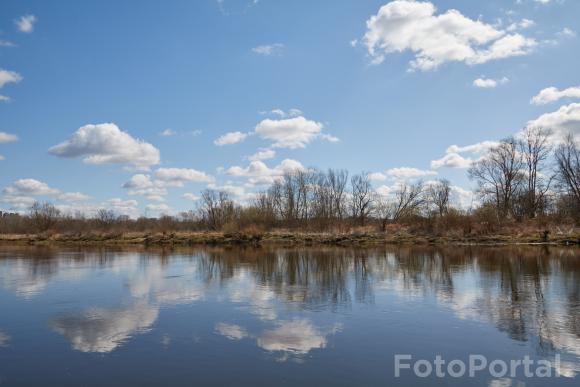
0;245;579;386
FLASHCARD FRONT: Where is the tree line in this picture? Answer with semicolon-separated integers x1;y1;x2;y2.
1;127;579;236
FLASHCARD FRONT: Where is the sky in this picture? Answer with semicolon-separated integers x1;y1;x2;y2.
1;0;579;217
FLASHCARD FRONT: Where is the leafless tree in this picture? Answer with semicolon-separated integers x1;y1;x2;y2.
200;189;235;230
96;209;116;230
554;133;580;206
519;127;553;218
328;169;348;220
29;202;60;232
468;138;524;219
427;179;451;217
376;182;425;231
351;172;374;226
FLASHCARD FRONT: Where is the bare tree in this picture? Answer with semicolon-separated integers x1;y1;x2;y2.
96;209;116;230
376;182;425;231
519;127;552;218
351;172;374;226
554;133;580;206
328;169;348;220
200;189;235;230
29;202;60;232
468;138;524;219
427;179;451;217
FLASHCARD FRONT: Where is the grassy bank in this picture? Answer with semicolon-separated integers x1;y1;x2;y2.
1;229;579;247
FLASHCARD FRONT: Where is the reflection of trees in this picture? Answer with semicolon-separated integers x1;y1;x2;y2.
1;244;579;358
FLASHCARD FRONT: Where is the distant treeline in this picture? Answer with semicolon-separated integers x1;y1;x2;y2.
1;127;579;236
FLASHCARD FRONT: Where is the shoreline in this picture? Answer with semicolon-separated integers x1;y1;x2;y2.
1;231;579;247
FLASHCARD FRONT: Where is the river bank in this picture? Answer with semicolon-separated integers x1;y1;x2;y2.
1;230;579;246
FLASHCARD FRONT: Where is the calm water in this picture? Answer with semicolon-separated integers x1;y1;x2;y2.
0;245;579;386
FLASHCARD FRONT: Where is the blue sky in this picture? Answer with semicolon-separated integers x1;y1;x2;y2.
1;0;579;217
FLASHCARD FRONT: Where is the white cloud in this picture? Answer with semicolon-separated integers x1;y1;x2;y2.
159;129;176;137
0;155;4;161
531;86;580;105
248;148;276;161
506;18;535;32
558;28;576;38
0;69;23;88
363;1;536;71
385;167;437;180
0;40;16;48
534;0;552;4
214;131;248;146
182;193;200;201
0;132;18;143
49;123;160;170
146;203;172;214
261;108;303;118
369;172;388;181
155;168;214;185
3;178;59;196
252;43;284;56
473;77;509;88
15;15;37;33
123;174;154;189
215;323;248;341
1;195;36;209
451;186;477;209
431;152;473;169
527;103;580;143
106;198;140;218
226;159;305;185
254;116;324;149
58;192;91;202
0;95;11;102
431;140;498;169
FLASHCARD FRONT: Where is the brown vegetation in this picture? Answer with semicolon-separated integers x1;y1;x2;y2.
1;128;580;246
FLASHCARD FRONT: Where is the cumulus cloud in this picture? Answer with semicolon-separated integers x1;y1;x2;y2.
0;132;18;143
531;86;580;105
106;198;140;218
254;116;325;149
49;123;160;170
159;129;176;137
0;69;23;88
506;19;535;32
146;203;172;215
182;193;200;201
3;178;59;196
248;148;276;161
58;192;91;202
122;174;168;202
430;152;473;169
431;140;499;168
369;172;388;181
214;131;248;146
252;43;284;56
385;167;437;180
473;77;509;88
260;108;303;118
363;1;536;71
226;159;305;185
527;103;580;143
155;168;214;185
15;15;37;33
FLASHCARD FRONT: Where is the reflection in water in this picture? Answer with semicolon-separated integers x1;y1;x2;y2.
0;245;579;372
257;319;342;356
215;323;248;341
51;301;158;353
0;330;10;348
